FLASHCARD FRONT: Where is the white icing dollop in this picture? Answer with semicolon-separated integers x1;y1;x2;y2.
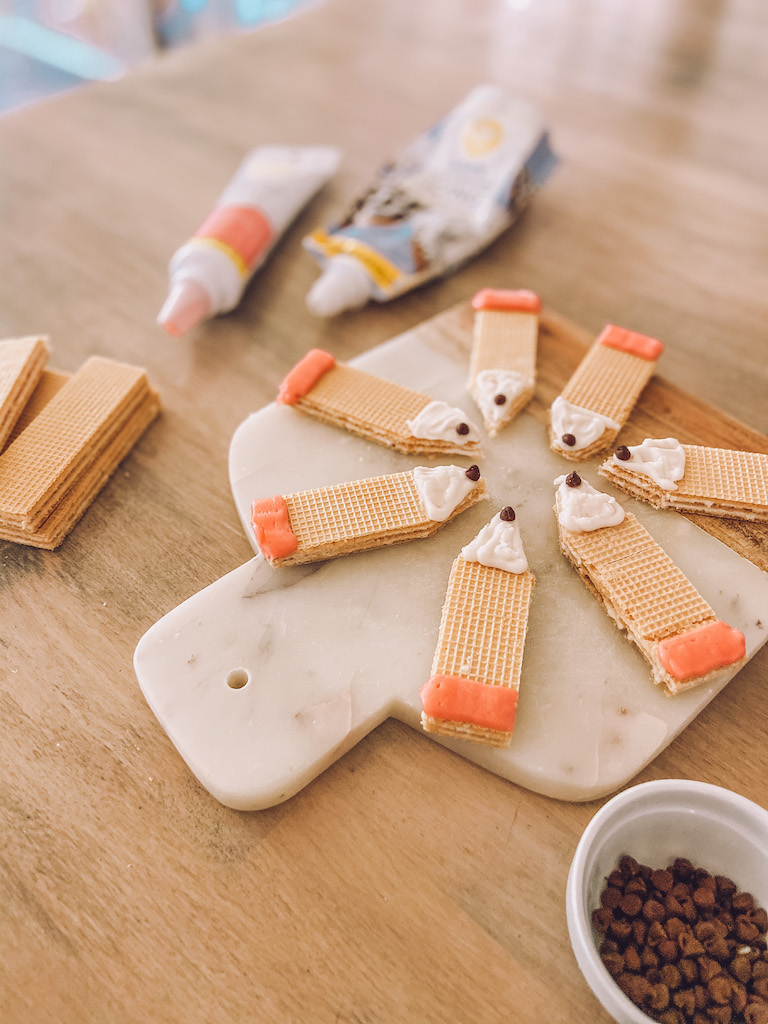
554;474;625;533
550;396;621;451
473;369;531;429
614;437;685;491
413;465;478;522
406;400;480;445
461;511;528;573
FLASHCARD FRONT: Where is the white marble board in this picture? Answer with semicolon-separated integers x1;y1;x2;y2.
134;313;768;810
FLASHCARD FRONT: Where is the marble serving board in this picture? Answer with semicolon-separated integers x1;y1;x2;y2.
134;305;768;810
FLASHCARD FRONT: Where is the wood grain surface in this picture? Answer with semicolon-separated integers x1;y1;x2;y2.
1;1;767;1022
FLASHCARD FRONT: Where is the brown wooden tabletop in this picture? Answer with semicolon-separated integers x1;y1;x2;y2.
1;2;767;1021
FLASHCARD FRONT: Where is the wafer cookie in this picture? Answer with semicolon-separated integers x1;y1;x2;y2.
3;369;70;451
549;325;664;460
251;464;487;568
0;388;160;549
276;348;482;457
0;357;157;536
554;472;745;694
0;357;151;531
468;289;540;435
0;335;49;450
421;507;534;747
598;437;768;523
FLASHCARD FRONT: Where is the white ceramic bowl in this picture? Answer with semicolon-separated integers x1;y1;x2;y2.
566;779;768;1024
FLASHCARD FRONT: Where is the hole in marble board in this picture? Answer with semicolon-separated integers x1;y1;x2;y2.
227;668;250;689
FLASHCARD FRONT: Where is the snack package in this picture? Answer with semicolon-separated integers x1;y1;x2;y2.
303;84;557;316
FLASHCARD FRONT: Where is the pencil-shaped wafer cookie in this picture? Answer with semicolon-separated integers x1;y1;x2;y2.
598;437;768;523
420;507;534;747
276;348;482;457
468;288;540;435
554;472;745;694
0;335;49;449
549;325;664;460
251;464;488;568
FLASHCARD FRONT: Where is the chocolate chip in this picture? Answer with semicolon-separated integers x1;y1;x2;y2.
565;472;581;488
615;445;631;461
500;506;516;522
465;465;480;481
456;422;470;435
562;433;576;446
494;393;507;405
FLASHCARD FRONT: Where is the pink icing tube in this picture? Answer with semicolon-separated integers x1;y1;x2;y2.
158;145;340;337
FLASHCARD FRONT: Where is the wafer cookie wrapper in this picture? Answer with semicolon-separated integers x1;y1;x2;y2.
276;348;482;457
251;464;488;568
599;437;768;523
553;472;745;694
468;288;539;435
549;325;663;460
420;507;534;747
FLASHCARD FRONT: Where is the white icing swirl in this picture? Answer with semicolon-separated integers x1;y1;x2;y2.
413;465;478;522
614;437;685;491
554;474;625;532
472;369;531;429
406;400;480;445
550;396;621;452
461;511;528;573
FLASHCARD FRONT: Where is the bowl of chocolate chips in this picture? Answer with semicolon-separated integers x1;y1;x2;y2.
566;780;768;1024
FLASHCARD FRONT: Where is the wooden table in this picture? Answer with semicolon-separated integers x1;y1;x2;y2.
1;2;767;1021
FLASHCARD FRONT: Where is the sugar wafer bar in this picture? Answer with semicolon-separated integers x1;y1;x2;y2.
251;464;488;568
3;369;70;451
0;335;49;450
0;357;151;532
468;289;540;435
276;348;482;457
554;472;745;694
420;507;534;747
549;325;664;460
0;388;160;549
598;437;768;523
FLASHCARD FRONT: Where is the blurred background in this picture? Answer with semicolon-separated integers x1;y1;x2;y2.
0;0;314;112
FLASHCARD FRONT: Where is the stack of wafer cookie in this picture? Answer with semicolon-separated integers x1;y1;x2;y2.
0;351;160;549
468;288;540;435
251;464;487;568
549;324;664;460
599;437;768;522
420;507;534;747
276;348;482;457
554;472;745;694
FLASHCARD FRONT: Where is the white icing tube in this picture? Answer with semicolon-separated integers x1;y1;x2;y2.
554;474;625;533
413;465;479;522
613;437;686;490
550;396;621;452
158;145;340;336
303;84;557;316
406;400;481;444
461;510;528;573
